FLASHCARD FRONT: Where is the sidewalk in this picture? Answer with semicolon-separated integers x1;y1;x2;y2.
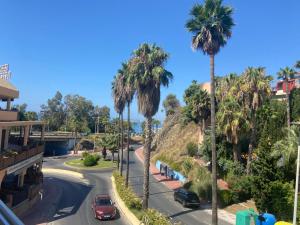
135;147;182;190
134;147;236;225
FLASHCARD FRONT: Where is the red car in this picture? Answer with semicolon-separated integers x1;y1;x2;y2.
92;195;117;220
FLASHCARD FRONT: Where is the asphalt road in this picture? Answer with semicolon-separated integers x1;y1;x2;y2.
23;156;129;225
127;150;233;225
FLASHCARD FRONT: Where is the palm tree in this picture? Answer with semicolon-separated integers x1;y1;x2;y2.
112;73;126;175
240;67;272;174
217;96;248;162
130;43;173;209
277;67;296;128
122;62;136;187
186;1;234;223
295;60;300;69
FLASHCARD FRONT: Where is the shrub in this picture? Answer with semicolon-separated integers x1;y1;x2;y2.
186;142;198;157
188;166;212;201
219;190;234;208
141;209;172;225
83;154;99;167
181;158;194;176
82;151;90;158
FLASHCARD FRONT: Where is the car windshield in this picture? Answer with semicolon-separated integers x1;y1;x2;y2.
96;198;112;206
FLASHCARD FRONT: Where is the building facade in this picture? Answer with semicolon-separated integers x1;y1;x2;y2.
0;77;45;217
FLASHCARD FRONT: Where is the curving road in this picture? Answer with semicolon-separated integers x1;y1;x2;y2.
22;156;129;225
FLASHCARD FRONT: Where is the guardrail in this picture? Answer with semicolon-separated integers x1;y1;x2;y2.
0;145;44;170
0;200;24;225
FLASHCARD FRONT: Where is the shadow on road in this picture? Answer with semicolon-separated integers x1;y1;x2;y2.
22;177;92;225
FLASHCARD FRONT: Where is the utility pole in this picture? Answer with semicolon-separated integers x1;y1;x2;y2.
292;122;300;225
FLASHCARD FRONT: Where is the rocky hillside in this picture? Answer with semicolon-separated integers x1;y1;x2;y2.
151;111;199;164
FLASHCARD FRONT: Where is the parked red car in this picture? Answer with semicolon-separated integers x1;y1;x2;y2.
92;195;117;220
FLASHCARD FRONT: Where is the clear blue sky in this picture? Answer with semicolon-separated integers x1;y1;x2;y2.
0;0;299;121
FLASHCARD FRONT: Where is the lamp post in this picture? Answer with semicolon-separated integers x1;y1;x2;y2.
292;122;300;225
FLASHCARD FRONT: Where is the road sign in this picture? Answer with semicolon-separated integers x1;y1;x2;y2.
0;64;11;80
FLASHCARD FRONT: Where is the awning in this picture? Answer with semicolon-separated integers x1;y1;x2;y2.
0;79;19;100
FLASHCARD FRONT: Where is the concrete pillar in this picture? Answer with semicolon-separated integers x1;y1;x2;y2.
4;129;9;150
41;125;45;142
17;171;26;187
23;126;29;146
6;99;11;110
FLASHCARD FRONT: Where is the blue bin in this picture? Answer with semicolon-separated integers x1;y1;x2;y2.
255;213;276;225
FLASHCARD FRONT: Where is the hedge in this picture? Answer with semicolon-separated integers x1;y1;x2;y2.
113;171;172;225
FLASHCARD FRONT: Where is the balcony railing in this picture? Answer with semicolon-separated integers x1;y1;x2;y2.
0;144;44;170
0;110;18;121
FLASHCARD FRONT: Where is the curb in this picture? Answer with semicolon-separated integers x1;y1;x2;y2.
63;161;116;172
111;176;141;225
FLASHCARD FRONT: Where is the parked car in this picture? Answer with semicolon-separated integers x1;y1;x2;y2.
92;195;117;220
173;188;200;208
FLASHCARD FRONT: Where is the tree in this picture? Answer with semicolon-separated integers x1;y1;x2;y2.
112;72;126;175
130;43;173;209
277;67;296;128
295;60;300;69
24;111;38;121
99;134;118;162
123;61;136;187
64;94;94;152
186;1;234;221
40;91;65;131
162;94;180;116
13;104;28;121
291;88;300;122
94;106;110;133
240;67;272;174
217;96;248;162
183;81;210;144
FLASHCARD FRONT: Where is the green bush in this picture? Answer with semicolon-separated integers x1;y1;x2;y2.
186;142;198;157
188;166;212;201
218;190;234;208
141;209;172;225
82;151;89;158
83;154;99;167
182;158;193;176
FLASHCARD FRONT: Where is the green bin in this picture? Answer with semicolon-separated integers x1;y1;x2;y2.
236;209;258;225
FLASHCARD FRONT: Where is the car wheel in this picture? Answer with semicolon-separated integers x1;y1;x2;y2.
174;196;177;202
182;201;187;207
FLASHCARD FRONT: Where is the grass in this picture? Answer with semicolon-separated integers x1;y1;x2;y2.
65;158;116;169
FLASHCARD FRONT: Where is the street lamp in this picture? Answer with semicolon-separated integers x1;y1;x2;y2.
291;122;300;225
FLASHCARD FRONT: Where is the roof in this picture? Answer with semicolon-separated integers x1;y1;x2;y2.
0;78;19;99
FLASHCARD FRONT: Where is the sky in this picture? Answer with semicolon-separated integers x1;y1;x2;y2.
0;0;299;121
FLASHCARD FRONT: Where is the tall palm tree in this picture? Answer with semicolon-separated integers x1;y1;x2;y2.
217;96;248;162
112;73;126;175
130;43;173;209
240;67;272;174
277;67;296;128
186;1;234;223
122;62;136;187
295;60;300;69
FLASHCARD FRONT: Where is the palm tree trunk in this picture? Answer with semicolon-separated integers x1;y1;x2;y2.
117;114;120;170
246;114;256;175
125;102;131;187
233;144;239;162
286;79;291;128
210;54;218;225
142;116;152;210
119;112;124;176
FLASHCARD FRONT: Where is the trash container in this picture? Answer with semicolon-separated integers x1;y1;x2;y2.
236;209;258;225
275;222;292;225
255;213;276;225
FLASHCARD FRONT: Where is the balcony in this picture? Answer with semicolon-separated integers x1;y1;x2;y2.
0;110;18;122
0;144;44;170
